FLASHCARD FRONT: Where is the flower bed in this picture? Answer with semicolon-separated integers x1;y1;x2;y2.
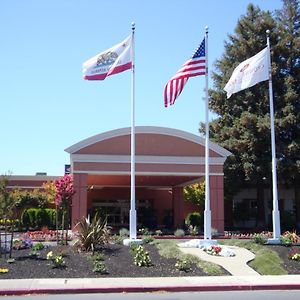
203;245;235;257
20;230;73;242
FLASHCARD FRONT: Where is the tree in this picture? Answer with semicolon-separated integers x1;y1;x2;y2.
183;182;205;206
54;174;75;244
203;4;277;228
205;1;300;230
274;0;300;229
0;175;17;257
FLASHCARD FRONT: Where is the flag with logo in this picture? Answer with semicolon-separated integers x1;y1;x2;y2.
83;36;132;81
224;46;270;98
164;38;206;107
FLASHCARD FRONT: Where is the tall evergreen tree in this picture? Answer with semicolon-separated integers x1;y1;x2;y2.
202;4;277;229
275;0;300;228
205;1;300;230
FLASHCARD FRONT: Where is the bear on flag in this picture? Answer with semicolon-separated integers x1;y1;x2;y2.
83;36;132;81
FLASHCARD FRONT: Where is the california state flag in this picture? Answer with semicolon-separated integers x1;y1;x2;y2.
224;46;270;98
83;36;132;81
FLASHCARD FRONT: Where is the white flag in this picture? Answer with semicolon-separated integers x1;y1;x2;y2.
83;36;132;81
224;46;270;98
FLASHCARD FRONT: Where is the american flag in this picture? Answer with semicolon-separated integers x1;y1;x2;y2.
164;38;206;107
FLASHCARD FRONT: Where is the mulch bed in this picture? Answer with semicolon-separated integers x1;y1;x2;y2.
1;243;299;279
266;245;300;274
0;243;210;279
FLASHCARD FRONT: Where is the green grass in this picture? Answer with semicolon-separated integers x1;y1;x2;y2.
153;240;225;276
219;239;288;275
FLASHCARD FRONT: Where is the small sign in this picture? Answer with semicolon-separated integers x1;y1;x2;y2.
65;164;71;175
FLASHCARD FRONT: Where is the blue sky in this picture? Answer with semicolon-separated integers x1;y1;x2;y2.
0;0;283;176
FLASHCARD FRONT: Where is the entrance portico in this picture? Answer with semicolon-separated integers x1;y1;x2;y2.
65;126;231;232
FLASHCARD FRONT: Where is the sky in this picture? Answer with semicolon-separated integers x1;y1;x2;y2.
0;0;283;176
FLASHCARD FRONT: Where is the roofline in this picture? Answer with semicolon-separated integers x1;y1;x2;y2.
65;126;232;158
8;175;61;181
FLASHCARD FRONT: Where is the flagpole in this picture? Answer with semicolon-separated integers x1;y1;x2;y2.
203;26;212;241
129;22;137;241
266;29;281;243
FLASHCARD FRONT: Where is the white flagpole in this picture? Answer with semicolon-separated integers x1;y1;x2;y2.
266;30;281;243
203;26;212;241
129;22;137;241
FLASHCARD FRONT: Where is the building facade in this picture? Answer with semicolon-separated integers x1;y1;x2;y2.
65;126;231;232
7;126;231;233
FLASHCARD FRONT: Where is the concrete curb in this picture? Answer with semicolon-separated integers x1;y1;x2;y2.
1;279;300;295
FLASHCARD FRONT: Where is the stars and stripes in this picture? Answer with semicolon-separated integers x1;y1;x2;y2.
164;38;206;107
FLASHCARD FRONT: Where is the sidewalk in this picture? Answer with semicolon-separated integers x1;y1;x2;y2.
178;244;259;276
0;275;300;295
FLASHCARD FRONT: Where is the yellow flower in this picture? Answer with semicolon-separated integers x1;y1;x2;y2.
46;251;53;260
0;268;9;273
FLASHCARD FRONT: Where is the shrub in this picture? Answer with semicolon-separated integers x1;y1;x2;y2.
46;251;65;268
174;229;185;237
93;261;108;274
74;212;110;253
132;245;152;267
280;235;293;247
252;233;267;245
175;259;192;272
143;236;154;244
288;249;300;261
21;208;57;230
89;251;107;274
21;210;30;229
90;252;105;262
32;242;44;251
129;242;139;253
185;212;203;228
281;231;300;245
138;228;150;236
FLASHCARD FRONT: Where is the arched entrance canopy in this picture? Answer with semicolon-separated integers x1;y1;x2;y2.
65;126;231;188
65;126;231;230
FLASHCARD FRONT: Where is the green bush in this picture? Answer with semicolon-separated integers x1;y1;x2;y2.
28;209;37;228
21;208;57;229
132;245;152;267
21;210;30;229
175;259;192;272
93;261;107;274
280;235;293;247
185;212;203;228
143;236;154;244
32;242;44;251
45;208;56;228
252;233;267;245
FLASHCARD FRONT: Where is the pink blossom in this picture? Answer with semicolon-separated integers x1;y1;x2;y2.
54;174;75;207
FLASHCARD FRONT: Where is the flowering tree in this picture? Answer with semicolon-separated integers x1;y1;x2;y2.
183;182;205;206
42;181;56;205
54;175;75;244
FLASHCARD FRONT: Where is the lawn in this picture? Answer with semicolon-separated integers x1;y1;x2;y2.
220;239;300;275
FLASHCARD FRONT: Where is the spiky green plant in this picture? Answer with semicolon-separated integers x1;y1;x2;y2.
74;212;110;254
